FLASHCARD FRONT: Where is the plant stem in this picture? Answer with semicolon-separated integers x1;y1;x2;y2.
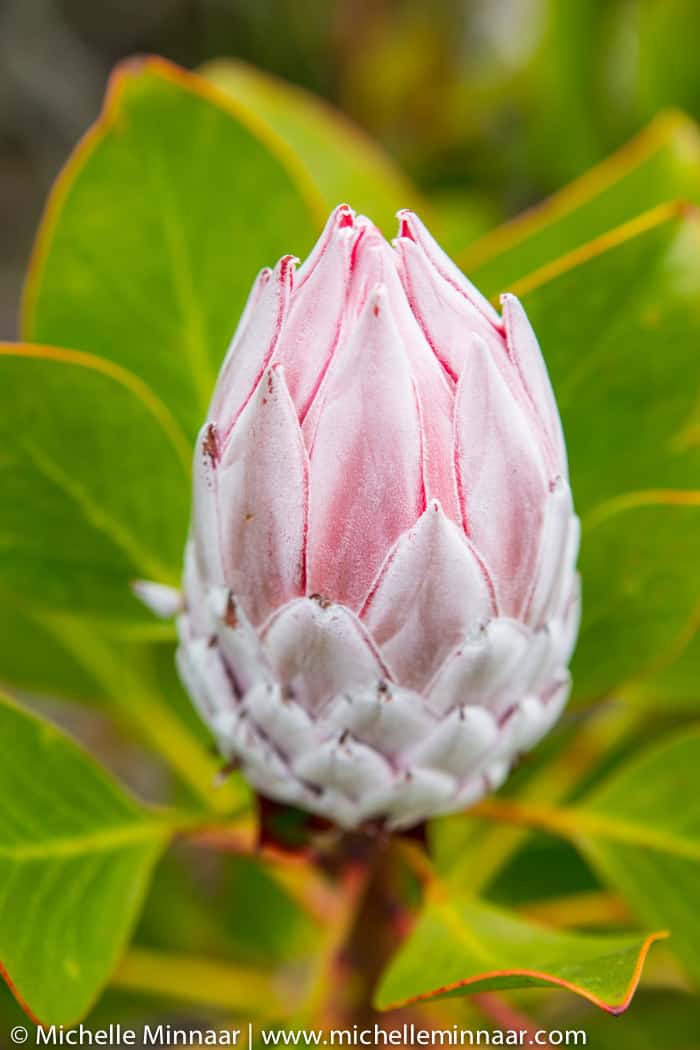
294;838;379;1026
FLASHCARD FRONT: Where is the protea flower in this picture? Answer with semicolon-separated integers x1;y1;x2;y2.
147;205;580;830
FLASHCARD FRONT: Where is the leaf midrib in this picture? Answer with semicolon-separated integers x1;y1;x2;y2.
573;807;700;859
18;435;178;586
471;797;700;861
432;898;496;967
0;819;169;861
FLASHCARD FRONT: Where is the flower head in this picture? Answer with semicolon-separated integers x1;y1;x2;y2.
173;205;580;830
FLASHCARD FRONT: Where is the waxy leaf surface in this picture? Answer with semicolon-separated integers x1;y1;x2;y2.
375;892;661;1013
0;344;188;623
23;58;322;437
462;111;700;296
0;694;172;1025
518;206;700;702
202;58;423;235
0;345;246;812
571;728;700;983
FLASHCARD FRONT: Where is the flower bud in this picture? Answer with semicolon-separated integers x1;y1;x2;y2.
173;206;579;830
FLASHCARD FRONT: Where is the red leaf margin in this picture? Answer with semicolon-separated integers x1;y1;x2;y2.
376;930;669;1015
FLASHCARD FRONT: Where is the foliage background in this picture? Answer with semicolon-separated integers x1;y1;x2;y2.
1;0;700;1047
5;0;700;334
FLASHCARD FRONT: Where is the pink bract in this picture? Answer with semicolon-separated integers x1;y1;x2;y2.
168;205;580;830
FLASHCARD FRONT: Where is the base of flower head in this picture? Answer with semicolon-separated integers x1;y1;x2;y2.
176;579;578;831
211;679;568;831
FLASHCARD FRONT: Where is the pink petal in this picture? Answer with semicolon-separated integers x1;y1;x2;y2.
427;618;549;717
131;580;182;618
295;203;355;285
384;767;457;830
221;707;300;796
305;287;424;609
217;366;308;625
408;705;499;778
525;479;578;628
502;293;567;475
375;239;461;522
544;581;581;671
455;336;549;617
298;221;394;449
242;682;316;762
453;777;490;810
176;637;234;724
180;541;213;637
210;255;295;439
361;501;496;691
481;759;511;794
293;735;393;799
297;218;380;451
323;684;432;761
261;596;387;714
411;377;462;526
396;234;505;381
274;207;358;420
397;210;502;326
207;587;272;695
501;678;571;753
191;421;225;583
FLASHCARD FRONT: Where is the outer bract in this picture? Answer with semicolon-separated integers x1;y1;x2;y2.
172;206;579;830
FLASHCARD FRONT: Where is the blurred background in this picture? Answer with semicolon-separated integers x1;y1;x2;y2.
2;2;700;1042
4;0;700;336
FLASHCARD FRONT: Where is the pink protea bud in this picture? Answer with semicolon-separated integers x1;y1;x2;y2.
174;205;580;830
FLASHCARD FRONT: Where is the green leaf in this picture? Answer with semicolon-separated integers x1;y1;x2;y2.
516;205;700;702
0;345;249;812
575;501;700;702
0;344;189;623
375;891;662;1014
460;111;700;297
425;188;502;259
22;57;324;437
627;625;700;709
13;611;248;814
486;833;600;907
223;855;317;966
0;693;174;1025
565;989;700;1050
571;727;700;984
111;946;293;1018
637;1;700;120
0;598;99;702
461;727;700;984
202;59;424;236
522;0;607;190
0;607;247;815
135;850;315;967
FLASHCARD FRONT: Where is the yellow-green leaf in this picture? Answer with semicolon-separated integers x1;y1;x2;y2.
202;58;424;236
460;111;700;297
0;694;173;1025
515;205;700;702
375;892;663;1014
22;57;324;438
